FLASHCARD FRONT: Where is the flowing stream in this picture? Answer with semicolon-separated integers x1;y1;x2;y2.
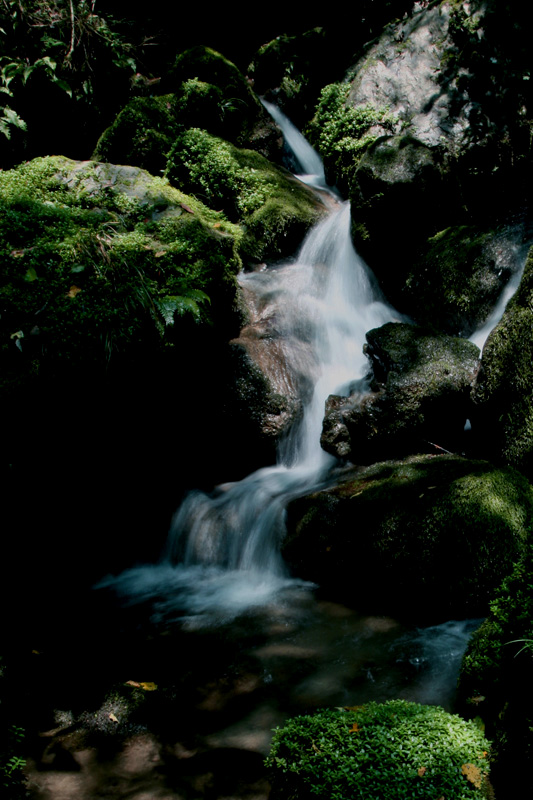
95;109;487;793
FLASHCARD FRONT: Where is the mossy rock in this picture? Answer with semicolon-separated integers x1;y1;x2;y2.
266;699;491;800
321;322;480;462
284;454;533;619
398;224;529;336
305;83;398;192
165;128;325;264
163;46;279;155
350;135;448;289
472;245;533;476
0;156;243;386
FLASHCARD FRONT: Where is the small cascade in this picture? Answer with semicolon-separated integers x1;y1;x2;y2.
99;105;397;619
261;98;328;191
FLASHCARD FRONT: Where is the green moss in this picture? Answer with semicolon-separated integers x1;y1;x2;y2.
166;128;323;263
266;700;490;800
401;225;519;335
306;83;397;189
0;156;242;385
457;531;533;790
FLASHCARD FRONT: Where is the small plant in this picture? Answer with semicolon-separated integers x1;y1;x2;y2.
266;700;490;800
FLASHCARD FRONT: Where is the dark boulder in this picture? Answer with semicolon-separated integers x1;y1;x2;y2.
284;454;533;620
321;322;480;463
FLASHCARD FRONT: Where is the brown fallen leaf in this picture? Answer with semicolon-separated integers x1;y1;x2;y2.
461;763;482;789
417;766;426;777
125;680;141;687
154;251;166;258
180;203;194;214
139;682;157;691
67;285;81;298
109;713;119;723
348;723;360;733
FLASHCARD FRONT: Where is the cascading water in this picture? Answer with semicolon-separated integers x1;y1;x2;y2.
94;109;485;775
101;106;397;619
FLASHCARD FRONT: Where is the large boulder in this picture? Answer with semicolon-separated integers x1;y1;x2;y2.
306;1;533;332
472;245;533;477
284;454;533;619
321;322;480;463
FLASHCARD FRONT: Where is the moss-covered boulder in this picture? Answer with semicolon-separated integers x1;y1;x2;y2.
472;245;533;476
284;454;533;619
92;95;183;175
396;224;529;336
93;46;282;175
159;46;280;157
266;700;491;800
0;156;243;386
321;322;480;463
165;128;326;265
305;1;533;328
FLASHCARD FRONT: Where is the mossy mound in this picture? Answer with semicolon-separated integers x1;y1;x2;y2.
472;245;533;476
164;46;278;154
165;128;325;264
0;155;243;385
284;454;533;619
266;700;490;800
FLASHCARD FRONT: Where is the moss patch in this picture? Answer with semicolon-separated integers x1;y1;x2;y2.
165;128;324;264
266;700;490;800
306;82;397;191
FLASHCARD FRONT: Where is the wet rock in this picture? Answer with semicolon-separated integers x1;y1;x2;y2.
321;322;480;463
284;454;533;619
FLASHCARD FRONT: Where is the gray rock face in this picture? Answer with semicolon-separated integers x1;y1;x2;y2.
347;2;475;150
321;322;480;462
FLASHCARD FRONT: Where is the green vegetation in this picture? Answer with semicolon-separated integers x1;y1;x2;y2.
0;156;243;384
306;83;397;190
266;700;490;800
0;0;139;164
0;656;26;798
166;128;323;262
458;528;533;789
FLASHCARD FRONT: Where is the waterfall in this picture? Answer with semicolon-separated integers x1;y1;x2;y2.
260;98;327;189
99;107;396;620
